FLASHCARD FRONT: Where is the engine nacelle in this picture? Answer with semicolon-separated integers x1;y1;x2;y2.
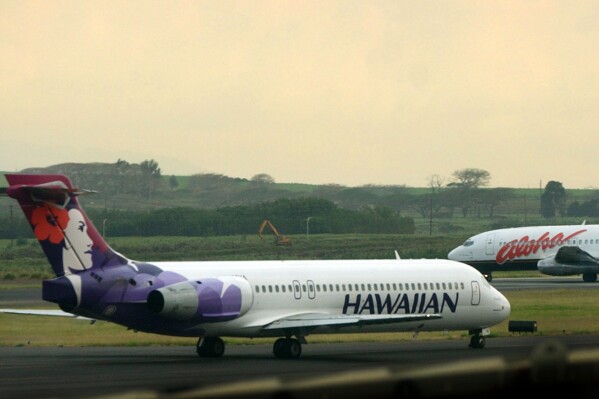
147;276;253;322
537;246;599;276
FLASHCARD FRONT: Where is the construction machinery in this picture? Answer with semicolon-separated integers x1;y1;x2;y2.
258;219;292;246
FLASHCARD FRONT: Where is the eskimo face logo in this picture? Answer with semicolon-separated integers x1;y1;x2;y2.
496;229;586;264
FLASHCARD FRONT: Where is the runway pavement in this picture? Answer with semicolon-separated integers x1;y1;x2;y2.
2;334;599;399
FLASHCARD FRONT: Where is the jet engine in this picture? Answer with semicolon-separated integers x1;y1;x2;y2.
147;276;253;321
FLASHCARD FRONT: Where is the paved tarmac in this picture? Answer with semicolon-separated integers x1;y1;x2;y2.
2;334;599;399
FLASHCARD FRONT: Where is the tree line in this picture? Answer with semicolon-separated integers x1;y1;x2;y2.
4;162;599;242
0;197;416;240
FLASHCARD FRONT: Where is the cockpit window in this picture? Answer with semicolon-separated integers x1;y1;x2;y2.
463;239;474;247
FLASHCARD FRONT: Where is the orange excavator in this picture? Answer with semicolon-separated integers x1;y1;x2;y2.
258;219;292;246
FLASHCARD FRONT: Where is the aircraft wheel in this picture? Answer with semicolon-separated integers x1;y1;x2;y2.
469;335;485;349
273;338;286;358
197;337;225;357
582;273;597;282
273;338;302;359
288;338;302;359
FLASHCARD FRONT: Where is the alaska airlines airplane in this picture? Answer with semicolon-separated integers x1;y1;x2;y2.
448;223;599;283
0;174;510;358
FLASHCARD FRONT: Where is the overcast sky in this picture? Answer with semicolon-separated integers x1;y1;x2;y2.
2;1;599;188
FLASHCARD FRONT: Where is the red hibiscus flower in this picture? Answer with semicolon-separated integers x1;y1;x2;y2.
31;206;70;244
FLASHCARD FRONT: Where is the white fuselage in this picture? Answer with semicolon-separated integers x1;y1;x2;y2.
448;224;599;275
149;258;510;338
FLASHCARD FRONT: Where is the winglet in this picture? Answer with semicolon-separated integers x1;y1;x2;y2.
395;250;401;260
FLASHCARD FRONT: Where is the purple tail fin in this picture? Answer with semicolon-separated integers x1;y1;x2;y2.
4;174;128;277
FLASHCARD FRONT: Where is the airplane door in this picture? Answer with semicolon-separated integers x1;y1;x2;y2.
485;233;496;256
307;280;315;299
471;281;480;305
293;280;301;300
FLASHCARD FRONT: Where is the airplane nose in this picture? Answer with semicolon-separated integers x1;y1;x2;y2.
448;247;472;261
447;248;458;259
496;291;511;318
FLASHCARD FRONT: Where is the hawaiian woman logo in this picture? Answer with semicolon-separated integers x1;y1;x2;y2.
31;204;94;274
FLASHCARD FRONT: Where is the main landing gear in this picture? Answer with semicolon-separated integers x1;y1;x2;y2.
273;337;302;359
197;336;225;357
196;335;305;359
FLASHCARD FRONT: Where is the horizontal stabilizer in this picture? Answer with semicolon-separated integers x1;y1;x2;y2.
0;308;93;320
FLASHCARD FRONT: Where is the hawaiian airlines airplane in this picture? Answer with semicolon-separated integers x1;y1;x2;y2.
0;174;510;357
448;223;599;283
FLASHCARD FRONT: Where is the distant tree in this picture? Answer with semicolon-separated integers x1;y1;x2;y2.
425;174;445;234
251;173;275;184
541;181;566;218
169;175;179;190
447;168;491;217
140;159;162;199
449;168;490;189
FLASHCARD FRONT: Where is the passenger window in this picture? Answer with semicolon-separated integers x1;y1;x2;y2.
367;284;372;291
336;284;340;291
342;284;346;291
436;283;440;290
374;284;378;291
275;285;279;293
282;285;286;293
361;284;366;291
268;285;273;293
323;285;327;292
262;285;266;292
255;285;260;293
392;283;397;290
348;284;352;291
417;283;421;290
442;283;446;290
302;285;306;292
411;283;416;290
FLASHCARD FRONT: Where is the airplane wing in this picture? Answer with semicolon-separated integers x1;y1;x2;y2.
262;312;441;331
0;308;94;320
